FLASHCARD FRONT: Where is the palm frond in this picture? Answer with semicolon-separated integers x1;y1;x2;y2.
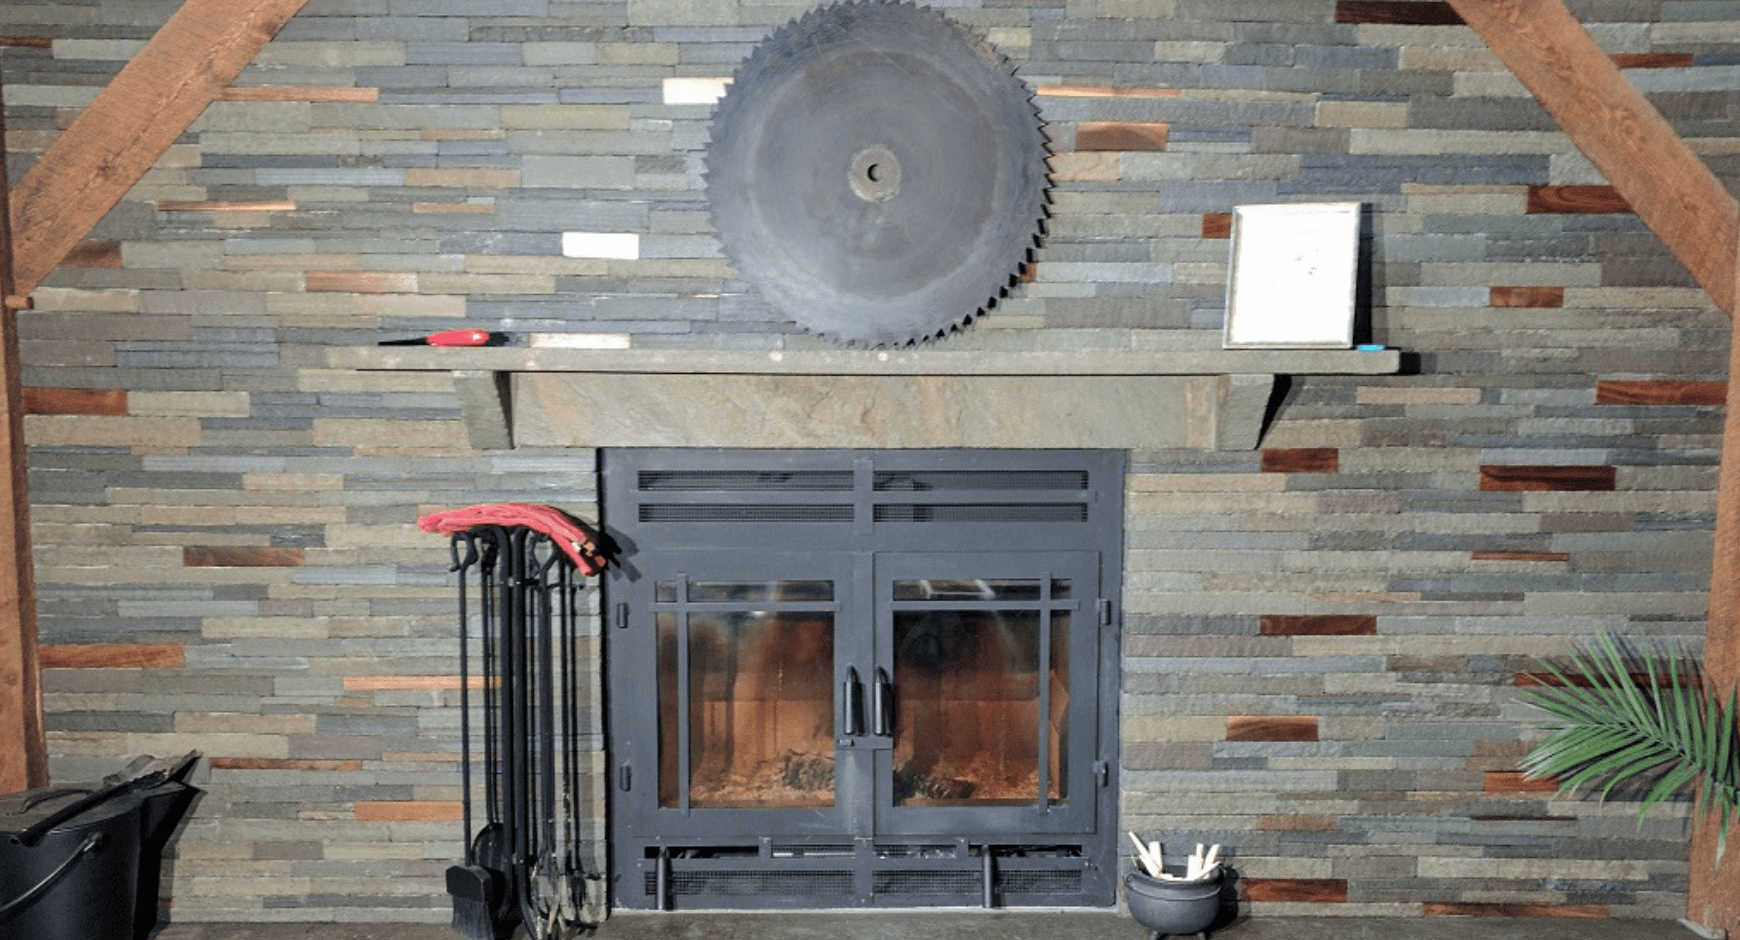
1521;633;1740;843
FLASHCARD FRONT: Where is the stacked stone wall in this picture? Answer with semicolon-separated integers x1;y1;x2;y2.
2;0;1731;922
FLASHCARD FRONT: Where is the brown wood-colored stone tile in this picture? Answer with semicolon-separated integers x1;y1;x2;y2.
0;37;53;48
23;387;127;415
354;800;464;821
1484;770;1559;792
305;271;419;293
39;643;185;669
1334;1;1462;24
1424;903;1608;917
62;240;122;268
1242;878;1348;903
1526;185;1632;214
1202;213;1232;239
184;546;306;567
1479;465;1616;491
210;757;363;771
1471;550;1570;562
157;199;297;212
1612;53;1694;69
1227;715;1319;742
1262;448;1338;473
1596;379;1725;406
1076;122;1169;152
1489;286;1564;308
1260;614;1377;636
219;86;380;102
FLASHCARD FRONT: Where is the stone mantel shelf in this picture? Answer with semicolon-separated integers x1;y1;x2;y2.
331;345;1402;377
327;345;1403;452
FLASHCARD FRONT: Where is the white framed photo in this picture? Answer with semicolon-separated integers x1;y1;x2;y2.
1223;202;1362;349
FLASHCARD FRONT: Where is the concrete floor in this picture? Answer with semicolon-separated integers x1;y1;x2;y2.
145;911;1716;940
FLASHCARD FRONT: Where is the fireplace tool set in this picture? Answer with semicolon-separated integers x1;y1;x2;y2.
422;504;609;940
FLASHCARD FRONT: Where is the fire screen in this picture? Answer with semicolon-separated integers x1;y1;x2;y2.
602;450;1122;910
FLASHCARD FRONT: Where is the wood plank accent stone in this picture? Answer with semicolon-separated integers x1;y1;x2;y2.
183;546;306;567
217;86;378;102
0;88;43;794
62;241;122;269
1526;185;1633;215
1424;903;1609;917
210;757;362;772
1335;1;1462;24
1596;380;1726;406
1226;715;1319;742
1262;448;1339;473
353;800;464;821
1483;770;1558;792
0;37;52;48
1612;53;1694;69
1479;465;1617;491
306;272;419;293
1076;122;1169;152
1260;614;1377;636
157;200;296;213
1443;0;1738;312
1242;878;1349;902
23;387;127;416
1472;550;1570;562
39;644;185;669
1202;213;1232;239
1490;286;1564;308
8;0;314;296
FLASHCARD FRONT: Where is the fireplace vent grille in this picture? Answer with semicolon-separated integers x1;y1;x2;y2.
874;870;980;896
873;503;1088;523
639;504;855;523
640;469;854;491
873;469;1088;491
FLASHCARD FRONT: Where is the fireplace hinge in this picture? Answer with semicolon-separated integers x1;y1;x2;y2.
1094;760;1110;787
1098;598;1113;627
618;762;632;792
614;602;629;630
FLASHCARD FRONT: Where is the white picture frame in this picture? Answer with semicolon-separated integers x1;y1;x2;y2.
1223;201;1362;349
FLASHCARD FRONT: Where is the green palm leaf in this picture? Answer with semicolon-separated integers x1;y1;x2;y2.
1521;634;1740;846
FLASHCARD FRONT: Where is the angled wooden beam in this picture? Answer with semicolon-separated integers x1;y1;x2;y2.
1444;0;1739;317
0;78;43;795
8;0;312;297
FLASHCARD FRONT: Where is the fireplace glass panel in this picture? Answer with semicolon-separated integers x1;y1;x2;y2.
656;596;836;810
891;605;1068;808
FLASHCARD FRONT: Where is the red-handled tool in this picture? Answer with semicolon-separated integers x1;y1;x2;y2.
378;329;496;347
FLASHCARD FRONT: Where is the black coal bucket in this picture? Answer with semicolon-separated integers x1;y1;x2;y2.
0;769;194;940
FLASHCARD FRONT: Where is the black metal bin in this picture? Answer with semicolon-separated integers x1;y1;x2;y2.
0;769;192;940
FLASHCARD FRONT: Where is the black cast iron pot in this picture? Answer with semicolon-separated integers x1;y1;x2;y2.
1124;861;1222;940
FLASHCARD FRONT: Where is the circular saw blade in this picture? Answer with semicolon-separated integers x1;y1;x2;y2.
705;0;1049;347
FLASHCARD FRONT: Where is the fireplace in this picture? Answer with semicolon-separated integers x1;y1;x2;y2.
601;449;1123;909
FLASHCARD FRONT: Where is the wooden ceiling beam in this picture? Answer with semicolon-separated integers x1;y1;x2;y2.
0;81;44;795
1444;0;1739;318
8;0;312;297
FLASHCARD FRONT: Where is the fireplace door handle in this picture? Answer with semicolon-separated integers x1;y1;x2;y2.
872;667;893;737
843;667;864;737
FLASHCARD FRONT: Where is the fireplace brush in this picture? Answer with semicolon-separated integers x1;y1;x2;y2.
445;525;599;940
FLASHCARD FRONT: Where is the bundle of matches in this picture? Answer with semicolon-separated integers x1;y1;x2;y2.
1127;833;1221;882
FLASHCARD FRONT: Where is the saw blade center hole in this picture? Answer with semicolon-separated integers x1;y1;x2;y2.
850;145;901;202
